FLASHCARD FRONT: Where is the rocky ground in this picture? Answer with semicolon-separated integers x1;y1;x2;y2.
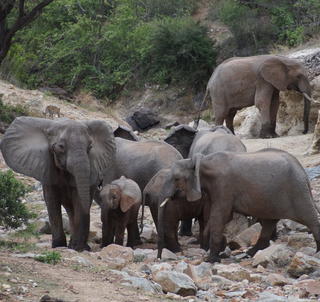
1;78;320;302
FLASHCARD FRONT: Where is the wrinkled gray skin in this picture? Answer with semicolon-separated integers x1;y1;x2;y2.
144;168;210;254
96;128;183;243
100;176;141;247
164;124;247;236
0;117;115;251
206;55;312;138
161;149;320;263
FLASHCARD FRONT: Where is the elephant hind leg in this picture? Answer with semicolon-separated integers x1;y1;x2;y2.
247;219;278;257
306;221;320;252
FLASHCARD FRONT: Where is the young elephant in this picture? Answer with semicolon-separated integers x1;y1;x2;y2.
143;168;209;253
161;148;320;263
100;176;142;247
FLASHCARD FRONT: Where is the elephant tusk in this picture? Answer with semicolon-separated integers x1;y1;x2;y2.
160;198;170;207
303;93;320;104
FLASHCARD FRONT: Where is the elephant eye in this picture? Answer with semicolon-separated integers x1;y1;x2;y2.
87;144;92;153
54;143;65;153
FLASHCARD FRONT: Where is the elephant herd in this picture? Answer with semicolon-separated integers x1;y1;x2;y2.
0;55;319;263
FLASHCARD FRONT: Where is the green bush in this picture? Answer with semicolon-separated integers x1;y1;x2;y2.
0;170;32;229
2;0;214;99
143;17;216;87
34;251;62;265
0;99;28;124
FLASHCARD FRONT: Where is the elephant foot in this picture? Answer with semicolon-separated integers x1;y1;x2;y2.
178;230;193;236
205;253;220;263
69;240;91;252
166;244;181;253
246;246;258;257
260;124;278;139
52;238;67;248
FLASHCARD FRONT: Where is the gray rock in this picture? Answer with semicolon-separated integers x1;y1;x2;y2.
228;222;261;249
153;271;197;297
121;276;162;294
151;263;173;275
212;263;251;282
211;275;235;289
99;244;134;269
252;244;295;267
287;233;317;250
133;248;154;262
265;273;291;286
38;216;70;234
70;256;92;267
183;248;207;258
287;252;320;278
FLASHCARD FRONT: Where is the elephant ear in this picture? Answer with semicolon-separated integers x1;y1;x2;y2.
259;56;289;91
164;125;197;158
187;154;203;202
84;120;116;186
116;176;141;212
0;117;57;183
113;125;139;141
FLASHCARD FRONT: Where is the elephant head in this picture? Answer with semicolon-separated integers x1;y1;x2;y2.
259;56;312;133
0;117;116;213
100;176;141;212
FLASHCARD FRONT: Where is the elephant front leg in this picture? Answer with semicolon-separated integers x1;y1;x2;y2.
69;199;91;251
43;185;67;248
255;84;275;138
115;224;126;246
165;220;181;253
206;203;231;263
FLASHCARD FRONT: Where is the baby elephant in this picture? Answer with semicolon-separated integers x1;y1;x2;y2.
100;176;142;248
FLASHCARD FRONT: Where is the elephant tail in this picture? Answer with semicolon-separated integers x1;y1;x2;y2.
194;89;209;130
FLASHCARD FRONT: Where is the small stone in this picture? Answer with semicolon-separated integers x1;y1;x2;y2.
265;273;290;286
287;252;320;278
295;279;320;295
211;275;235;289
287;233;316;250
153;271;197;297
70;256;92;267
121;276;162;294
228;223;261;249
252;244;294;267
212;263;251;282
151;263;173;275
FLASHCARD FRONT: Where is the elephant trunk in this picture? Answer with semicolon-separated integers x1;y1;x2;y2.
69;153;91;213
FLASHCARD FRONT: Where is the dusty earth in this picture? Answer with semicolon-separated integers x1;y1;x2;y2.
1;79;320;302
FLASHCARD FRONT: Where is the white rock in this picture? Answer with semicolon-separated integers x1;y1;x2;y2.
153;271;197;297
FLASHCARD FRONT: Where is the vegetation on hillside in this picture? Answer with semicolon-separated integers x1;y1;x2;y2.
2;0;215;99
1;0;319;100
211;0;320;54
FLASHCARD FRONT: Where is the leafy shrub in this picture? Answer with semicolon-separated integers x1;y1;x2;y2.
34;251;62;265
0;170;32;229
2;0;213;99
0;99;28;124
143;17;216;87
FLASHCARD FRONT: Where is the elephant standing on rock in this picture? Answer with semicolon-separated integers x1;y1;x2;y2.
100;176;142;247
204;55;313;138
160;149;320;263
164;124;247;236
0;117;116;251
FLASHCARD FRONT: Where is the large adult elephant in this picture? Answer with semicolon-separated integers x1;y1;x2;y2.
0;117;115;251
204;55;313;138
159;149;320;263
164;124;247;235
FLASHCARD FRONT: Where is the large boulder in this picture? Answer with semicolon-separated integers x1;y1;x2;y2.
126;108;160;131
